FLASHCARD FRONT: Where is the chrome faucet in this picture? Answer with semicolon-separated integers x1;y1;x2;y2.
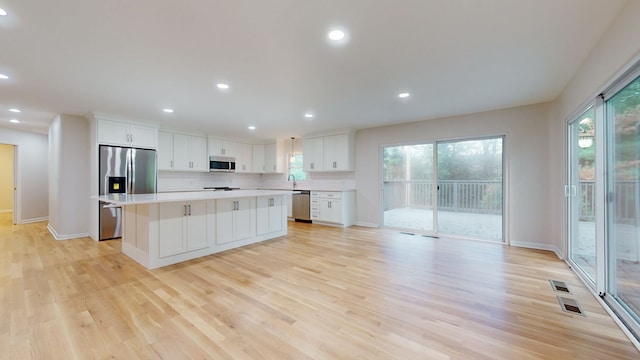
287;174;297;188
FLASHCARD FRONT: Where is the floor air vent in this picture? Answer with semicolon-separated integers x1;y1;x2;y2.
549;279;571;293
557;296;585;316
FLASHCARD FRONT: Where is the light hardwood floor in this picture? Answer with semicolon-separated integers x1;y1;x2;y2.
0;213;638;359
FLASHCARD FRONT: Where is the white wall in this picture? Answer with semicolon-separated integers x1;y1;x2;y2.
550;0;640;257
0;144;14;212
355;102;555;252
0;127;48;222
48;115;90;239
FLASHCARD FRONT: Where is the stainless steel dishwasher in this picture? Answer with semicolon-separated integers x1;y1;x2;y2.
292;190;311;222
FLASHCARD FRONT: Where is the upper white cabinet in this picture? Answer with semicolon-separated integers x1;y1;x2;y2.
303;131;354;172
158;131;208;172
253;142;282;173
302;137;324;171
236;143;253;173
323;133;353;171
208;137;238;157
98;119;157;149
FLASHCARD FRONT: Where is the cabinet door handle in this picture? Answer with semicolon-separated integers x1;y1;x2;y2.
170;160;173;168
188;204;191;216
184;205;187;216
311;162;314;169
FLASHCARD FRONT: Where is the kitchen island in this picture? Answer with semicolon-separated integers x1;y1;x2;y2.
97;190;292;269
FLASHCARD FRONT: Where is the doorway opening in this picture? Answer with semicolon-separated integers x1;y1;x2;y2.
0;144;16;226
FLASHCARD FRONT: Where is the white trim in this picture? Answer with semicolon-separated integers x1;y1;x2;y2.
594;95;607;296
47;223;89;240
510;241;563;260
21;216;48;224
354;221;378;228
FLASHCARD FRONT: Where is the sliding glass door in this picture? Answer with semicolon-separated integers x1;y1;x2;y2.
606;74;640;326
568;107;597;282
382;137;504;242
383;144;435;233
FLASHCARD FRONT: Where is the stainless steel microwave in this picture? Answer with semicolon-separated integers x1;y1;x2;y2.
209;156;236;172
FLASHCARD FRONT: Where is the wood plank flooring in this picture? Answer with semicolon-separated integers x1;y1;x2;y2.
0;213;638;359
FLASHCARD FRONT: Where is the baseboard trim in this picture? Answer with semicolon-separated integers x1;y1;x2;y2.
510;241;563;259
354;221;379;228
21;216;48;224
47;224;89;241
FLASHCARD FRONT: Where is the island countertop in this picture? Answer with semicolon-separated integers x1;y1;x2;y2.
96;189;295;206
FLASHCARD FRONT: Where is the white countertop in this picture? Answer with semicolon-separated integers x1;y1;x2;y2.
96;189;295;206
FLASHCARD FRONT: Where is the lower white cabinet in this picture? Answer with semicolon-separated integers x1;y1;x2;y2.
158;201;209;258
257;196;284;235
310;191;355;227
216;197;256;244
119;192;288;269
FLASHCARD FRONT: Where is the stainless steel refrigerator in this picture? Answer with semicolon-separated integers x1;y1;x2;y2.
99;145;157;240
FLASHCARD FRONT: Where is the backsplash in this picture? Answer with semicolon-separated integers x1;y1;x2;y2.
157;171;261;192
261;171;356;190
158;171;356;192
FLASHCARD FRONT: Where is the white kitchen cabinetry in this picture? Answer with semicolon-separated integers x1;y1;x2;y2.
310;191;355;227
98;119;157;149
323;133;354;171
252;142;282;173
303;131;354;172
208;137;238;157
158;131;208;171
158;201;209;258
303;137;324;171
236;143;253;173
216;197;256;244
286;193;293;218
257;196;284;235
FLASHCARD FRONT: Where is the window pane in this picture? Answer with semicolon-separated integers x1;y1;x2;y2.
289;154;306;181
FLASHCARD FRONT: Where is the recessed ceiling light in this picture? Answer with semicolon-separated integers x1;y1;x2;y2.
217;83;229;89
398;92;410;98
328;30;345;41
248;126;256;130
304;113;313;118
9;108;20;113
9;119;19;123
0;74;8;80
163;108;174;113
0;8;6;16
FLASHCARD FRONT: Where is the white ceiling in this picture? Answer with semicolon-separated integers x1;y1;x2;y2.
0;0;628;139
